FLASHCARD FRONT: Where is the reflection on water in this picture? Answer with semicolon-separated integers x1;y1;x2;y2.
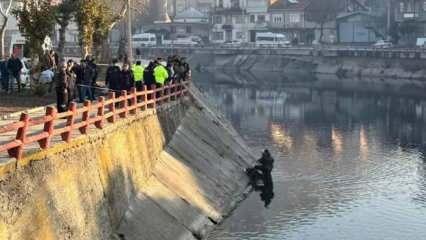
195;75;426;240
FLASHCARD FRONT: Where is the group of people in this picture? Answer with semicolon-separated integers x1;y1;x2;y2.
0;54;24;93
47;55;98;112
105;56;191;96
53;55;190;113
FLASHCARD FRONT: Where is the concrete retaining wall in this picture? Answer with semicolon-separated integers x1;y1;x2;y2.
0;87;255;239
140;49;426;80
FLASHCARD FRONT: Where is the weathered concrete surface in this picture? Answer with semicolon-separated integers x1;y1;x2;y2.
0;86;255;239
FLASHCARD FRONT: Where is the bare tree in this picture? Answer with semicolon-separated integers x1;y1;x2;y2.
55;0;77;60
305;0;341;43
0;0;13;58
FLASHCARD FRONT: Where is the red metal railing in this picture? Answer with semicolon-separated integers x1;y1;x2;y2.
0;81;190;160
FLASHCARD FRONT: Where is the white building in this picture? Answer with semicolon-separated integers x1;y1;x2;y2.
210;0;270;43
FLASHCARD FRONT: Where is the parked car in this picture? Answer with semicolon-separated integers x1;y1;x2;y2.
373;40;393;49
1;58;31;90
224;40;244;47
20;58;31;87
173;37;199;46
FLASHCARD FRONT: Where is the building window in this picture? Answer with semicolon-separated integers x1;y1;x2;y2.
218;0;223;8
231;0;239;9
289;13;300;23
225;15;232;24
400;2;404;12
235;15;244;24
213;15;222;24
212;31;224;40
274;16;282;23
250;15;255;23
186;26;192;33
258;15;265;23
236;31;245;39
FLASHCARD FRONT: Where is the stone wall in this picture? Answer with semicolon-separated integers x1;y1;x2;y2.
0;87;255;240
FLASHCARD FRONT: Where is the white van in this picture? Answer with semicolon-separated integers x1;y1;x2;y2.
132;33;157;47
255;32;290;47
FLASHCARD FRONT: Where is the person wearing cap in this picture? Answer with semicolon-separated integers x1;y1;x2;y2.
153;59;169;87
132;60;145;91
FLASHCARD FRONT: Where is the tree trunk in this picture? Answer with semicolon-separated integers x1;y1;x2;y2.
0;16;8;58
99;37;112;64
57;21;68;61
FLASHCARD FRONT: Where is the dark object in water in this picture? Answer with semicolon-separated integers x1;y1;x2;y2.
246;149;275;208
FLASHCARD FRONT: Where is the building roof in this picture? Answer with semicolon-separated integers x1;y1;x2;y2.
336;11;379;20
175;7;207;19
269;0;311;11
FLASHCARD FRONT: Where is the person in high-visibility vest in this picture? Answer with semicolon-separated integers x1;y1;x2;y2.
153;61;169;87
132;60;145;91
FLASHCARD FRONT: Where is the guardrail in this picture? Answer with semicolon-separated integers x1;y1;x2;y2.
139;45;426;52
0;80;190;160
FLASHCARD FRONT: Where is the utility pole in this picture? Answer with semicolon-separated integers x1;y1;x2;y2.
127;0;133;63
387;0;391;37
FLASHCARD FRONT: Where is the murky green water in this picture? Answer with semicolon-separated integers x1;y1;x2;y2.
194;73;426;240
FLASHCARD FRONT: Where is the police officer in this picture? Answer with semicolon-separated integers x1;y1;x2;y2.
132;60;145;91
153;59;169;88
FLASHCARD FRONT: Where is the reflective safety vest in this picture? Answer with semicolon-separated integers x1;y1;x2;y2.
132;64;145;82
153;65;169;85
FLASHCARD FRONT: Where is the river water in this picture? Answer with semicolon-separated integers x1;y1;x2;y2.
193;72;426;240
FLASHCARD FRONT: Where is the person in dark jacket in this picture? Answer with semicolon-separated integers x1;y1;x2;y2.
143;61;156;88
246;149;275;208
7;54;23;92
66;60;77;104
105;59;121;93
72;61;83;100
86;56;98;98
0;57;9;92
54;63;69;112
120;63;134;92
78;60;94;102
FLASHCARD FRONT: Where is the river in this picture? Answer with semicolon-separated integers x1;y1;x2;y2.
193;72;426;240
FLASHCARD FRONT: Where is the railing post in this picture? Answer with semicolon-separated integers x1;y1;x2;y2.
39;106;57;149
8;113;29;160
120;90;128;118
168;82;172;102
130;87;137;115
142;85;148;111
171;82;176;101
61;102;77;142
151;84;157;109
79;100;91;134
107;92;116;123
95;97;105;129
